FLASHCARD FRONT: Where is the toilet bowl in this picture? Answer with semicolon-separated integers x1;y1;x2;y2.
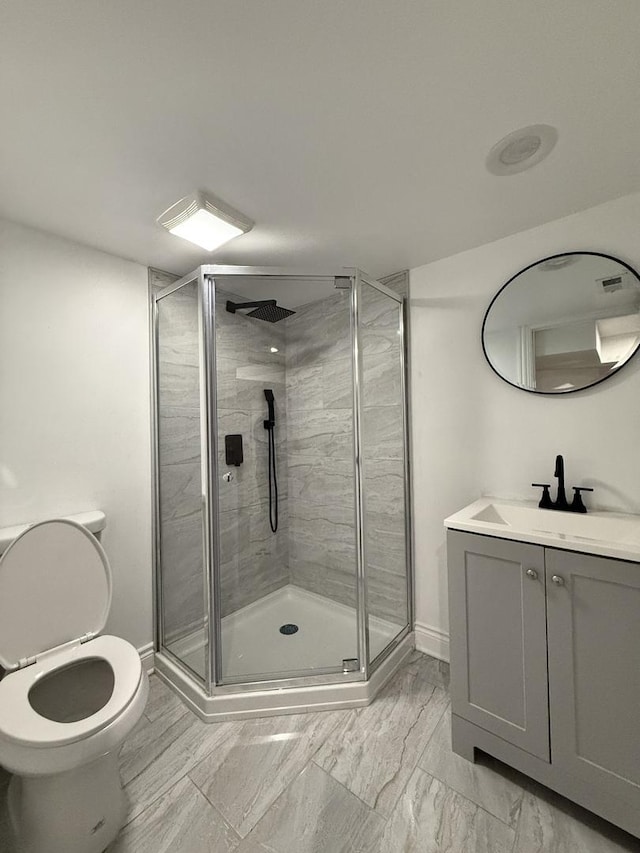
0;518;149;853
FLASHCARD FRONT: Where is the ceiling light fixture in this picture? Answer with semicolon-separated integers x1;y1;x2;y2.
157;190;253;251
486;124;558;176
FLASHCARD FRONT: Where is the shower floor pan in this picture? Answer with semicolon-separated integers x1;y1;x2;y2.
155;584;413;721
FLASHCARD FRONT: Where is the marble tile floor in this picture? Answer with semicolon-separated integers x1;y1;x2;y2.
0;651;638;853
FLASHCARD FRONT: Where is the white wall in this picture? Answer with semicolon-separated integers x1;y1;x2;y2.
0;218;152;654
409;192;640;660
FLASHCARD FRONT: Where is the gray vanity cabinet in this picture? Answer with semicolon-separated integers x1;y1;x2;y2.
447;531;549;760
448;529;640;838
546;548;640;806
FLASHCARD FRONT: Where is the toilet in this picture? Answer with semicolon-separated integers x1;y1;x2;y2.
0;517;149;853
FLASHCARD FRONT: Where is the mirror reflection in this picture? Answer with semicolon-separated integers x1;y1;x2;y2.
482;252;640;393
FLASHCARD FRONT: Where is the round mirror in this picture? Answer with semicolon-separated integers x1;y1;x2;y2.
482;252;640;394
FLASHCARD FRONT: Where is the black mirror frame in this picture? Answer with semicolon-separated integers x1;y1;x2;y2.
481;250;640;395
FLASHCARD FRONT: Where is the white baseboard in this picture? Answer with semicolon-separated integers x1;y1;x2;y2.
138;642;155;674
414;621;449;663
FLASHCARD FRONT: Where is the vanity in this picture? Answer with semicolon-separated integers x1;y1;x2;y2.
445;497;640;839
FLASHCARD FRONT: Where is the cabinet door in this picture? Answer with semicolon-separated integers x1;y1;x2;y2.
546;549;640;805
448;531;549;760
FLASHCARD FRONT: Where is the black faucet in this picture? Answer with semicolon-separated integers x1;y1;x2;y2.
553;455;569;510
532;455;594;513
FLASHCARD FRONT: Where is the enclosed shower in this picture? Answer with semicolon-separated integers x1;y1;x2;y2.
152;266;412;719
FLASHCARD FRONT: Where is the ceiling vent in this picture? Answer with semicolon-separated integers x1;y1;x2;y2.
598;272;633;294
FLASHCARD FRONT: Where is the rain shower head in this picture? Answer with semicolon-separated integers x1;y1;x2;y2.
225;299;296;323
247;302;295;323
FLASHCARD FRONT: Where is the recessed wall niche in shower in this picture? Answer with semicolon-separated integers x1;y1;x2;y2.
152;266;411;718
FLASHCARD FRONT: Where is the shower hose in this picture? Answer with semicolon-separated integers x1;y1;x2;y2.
267;425;278;533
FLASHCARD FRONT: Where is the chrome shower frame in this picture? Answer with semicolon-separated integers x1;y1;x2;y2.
151;265;413;720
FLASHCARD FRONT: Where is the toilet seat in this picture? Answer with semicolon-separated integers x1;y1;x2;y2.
0;518;143;752
0;518;112;671
0;518;112;670
0;635;142;748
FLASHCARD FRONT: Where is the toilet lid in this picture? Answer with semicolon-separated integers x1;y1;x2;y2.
0;519;112;670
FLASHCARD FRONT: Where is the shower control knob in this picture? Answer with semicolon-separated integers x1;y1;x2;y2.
223;472;234;483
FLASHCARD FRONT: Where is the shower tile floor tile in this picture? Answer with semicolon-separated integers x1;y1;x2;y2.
0;652;638;853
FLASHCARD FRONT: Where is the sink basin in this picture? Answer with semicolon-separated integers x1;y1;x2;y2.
445;498;640;561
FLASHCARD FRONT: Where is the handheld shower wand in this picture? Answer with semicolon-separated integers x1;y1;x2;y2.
263;389;278;532
264;389;275;429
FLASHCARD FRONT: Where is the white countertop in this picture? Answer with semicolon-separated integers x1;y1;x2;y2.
444;497;640;562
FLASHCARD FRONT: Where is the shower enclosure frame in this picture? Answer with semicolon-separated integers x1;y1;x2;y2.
151;265;413;718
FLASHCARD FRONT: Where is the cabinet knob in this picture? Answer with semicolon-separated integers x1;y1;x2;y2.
526;568;538;580
551;575;565;586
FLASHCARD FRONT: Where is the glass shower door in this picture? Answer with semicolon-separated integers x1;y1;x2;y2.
357;276;410;665
155;279;208;681
210;274;361;684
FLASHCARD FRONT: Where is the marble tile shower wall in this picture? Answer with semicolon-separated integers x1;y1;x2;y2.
214;286;290;617
156;276;291;639
283;275;409;627
284;289;358;610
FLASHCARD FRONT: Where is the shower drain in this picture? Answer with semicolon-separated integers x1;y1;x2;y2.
279;623;299;635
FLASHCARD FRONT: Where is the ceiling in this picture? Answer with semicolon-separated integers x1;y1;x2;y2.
1;1;640;278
